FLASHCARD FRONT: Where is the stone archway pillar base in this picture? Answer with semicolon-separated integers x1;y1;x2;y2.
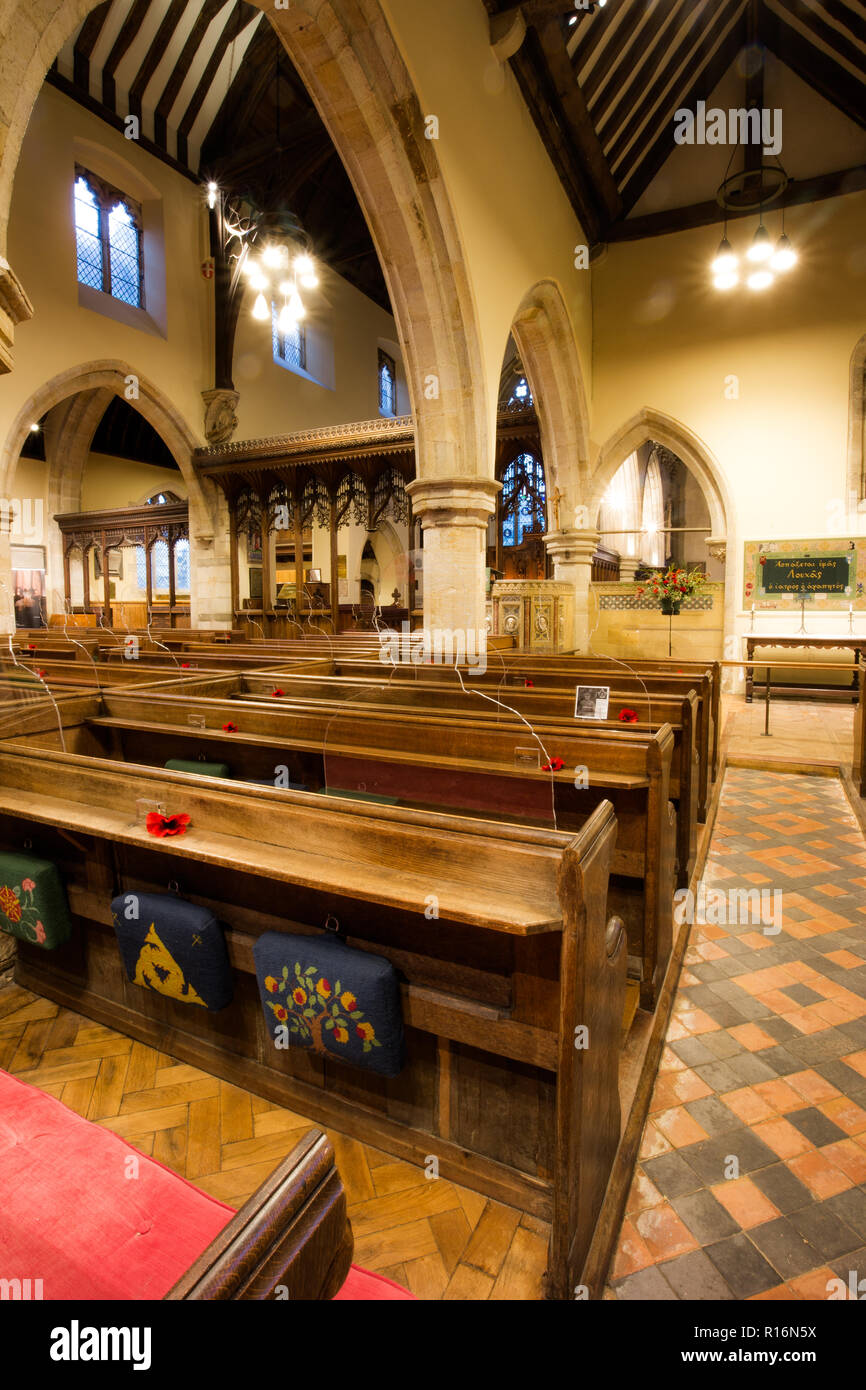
619;556;641;583
407;478;500;638
545;528;599;652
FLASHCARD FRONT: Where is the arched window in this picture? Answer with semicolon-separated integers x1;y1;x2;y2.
641;451;665;568
144;491;181;506
74;167;143;308
378;349;396;416
271;304;306;373
501;453;546;547
508;376;532;408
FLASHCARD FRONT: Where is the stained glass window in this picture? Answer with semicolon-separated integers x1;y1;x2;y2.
378;349;396;416
508;376;532;407
271;304;306;372
501;453;546;547
74;166;143;307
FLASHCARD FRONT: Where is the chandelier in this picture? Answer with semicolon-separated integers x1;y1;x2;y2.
244;240;318;333
710;157;797;293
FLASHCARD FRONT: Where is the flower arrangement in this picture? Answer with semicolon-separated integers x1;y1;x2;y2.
637;565;705;615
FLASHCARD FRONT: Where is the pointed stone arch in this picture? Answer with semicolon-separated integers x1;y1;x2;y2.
509;279;591;521
0;359;230;626
590;408;733;542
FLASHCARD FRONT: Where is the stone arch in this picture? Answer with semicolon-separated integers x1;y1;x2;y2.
0;0;489;486
846;331;866;513
1;360;229;626
509;280;591;524
589;408;732;543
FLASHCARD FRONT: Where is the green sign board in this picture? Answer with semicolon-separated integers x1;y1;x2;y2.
760;555;851;594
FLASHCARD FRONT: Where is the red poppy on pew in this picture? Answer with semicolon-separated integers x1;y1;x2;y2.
181;662;191;669
222;722;238;733
25;644;36;652
619;708;639;723
272;688;285;697
542;757;565;772
145;812;191;838
36;669;46;679
524;679;534;687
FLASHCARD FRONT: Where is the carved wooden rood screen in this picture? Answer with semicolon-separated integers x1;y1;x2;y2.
194;416;417;637
55;501;190;628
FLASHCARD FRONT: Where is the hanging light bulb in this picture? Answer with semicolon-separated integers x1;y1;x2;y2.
249;270;268;292
711;236;737;276
747;223;772;263
288;286;306;321
206;181;218;209
277;280;294;298
713;270;739;291
771;233;797;271
295;253;318;288
277;299;296;332
252;293;270;320
262;245;282;269
244;256;260;279
746;268;774;291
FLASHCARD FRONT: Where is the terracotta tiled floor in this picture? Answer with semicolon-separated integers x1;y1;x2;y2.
722;694;854;767
607;767;866;1301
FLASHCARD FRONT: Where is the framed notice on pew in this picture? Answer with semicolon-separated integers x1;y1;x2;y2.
574;685;610;720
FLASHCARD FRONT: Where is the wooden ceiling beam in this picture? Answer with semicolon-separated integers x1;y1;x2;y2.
607;162;866;241
581;0;668;108
778;0;866;76
102;0;154;112
128;0;189;121
199;23;278;166
73;1;111;93
616;9;747;216
177;0;250;167
153;0;227;150
761;0;866;130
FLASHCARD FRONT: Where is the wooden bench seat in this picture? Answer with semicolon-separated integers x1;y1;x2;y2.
0;742;625;1299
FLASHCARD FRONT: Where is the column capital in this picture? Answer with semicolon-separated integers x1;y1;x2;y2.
407;477;500;528
0;256;34;375
544;528;600;564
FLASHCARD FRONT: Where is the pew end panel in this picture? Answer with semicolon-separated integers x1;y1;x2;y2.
166;1128;353;1301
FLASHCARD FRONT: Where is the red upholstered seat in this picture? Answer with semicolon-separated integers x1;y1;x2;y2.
0;1068;413;1300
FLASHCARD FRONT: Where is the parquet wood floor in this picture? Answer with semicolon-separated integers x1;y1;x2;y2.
0;978;549;1300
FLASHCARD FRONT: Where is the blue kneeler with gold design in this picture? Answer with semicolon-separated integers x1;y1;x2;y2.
111;892;233;1011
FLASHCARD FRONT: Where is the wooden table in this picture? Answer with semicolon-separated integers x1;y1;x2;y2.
745;633;866;702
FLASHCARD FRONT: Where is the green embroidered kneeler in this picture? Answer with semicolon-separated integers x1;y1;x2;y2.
164;759;231;778
0;851;72;949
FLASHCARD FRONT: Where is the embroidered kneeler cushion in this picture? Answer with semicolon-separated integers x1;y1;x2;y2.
254;931;405;1077
165;759;231;778
0;850;72;949
111;892;233;1011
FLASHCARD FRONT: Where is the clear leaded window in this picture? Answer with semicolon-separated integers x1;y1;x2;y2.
378;349;396;416
271;304;307;372
74;167;143;308
508;376;532;407
501;453;546;547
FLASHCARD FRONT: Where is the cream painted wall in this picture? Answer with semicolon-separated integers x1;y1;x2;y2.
592;189;866;680
0;84;409;470
383;0;593;456
81;453;187;511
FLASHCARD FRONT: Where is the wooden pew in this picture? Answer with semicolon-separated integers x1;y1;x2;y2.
15;685;675;1007
853;658;866;796
336;658;716;821
0;740;626;1299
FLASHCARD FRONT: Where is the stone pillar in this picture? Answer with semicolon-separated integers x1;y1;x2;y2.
545;528;599;652
619;556;641;583
188;487;233;627
0;509;14;635
406;478;500;636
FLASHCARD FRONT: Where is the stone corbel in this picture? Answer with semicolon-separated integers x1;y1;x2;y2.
706;537;727;564
490;7;527;61
0;256;34;374
201;388;240;447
